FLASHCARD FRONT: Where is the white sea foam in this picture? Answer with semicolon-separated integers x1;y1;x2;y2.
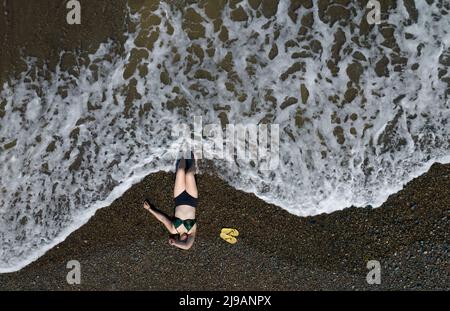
0;1;449;272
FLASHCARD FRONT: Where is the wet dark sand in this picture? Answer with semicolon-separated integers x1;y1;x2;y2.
0;0;128;85
0;163;448;290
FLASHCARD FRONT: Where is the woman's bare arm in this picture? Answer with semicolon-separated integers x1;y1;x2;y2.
144;201;177;234
172;229;196;250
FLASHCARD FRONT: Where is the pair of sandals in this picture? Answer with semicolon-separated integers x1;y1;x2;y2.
220;228;239;244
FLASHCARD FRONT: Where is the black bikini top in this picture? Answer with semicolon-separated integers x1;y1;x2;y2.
173;217;196;232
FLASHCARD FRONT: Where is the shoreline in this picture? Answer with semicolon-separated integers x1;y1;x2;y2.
0;162;448;290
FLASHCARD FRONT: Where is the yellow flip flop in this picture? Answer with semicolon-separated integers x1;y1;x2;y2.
220;232;237;244
221;228;239;237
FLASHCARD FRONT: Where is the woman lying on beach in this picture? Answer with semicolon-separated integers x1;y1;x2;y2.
143;156;197;250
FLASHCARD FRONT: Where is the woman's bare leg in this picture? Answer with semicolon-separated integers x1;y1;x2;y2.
185;164;198;198
174;159;186;198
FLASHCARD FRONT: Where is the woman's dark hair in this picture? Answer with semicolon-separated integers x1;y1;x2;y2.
169;233;188;241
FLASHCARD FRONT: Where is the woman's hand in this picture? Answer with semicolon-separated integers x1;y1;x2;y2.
143;200;152;211
168;238;176;245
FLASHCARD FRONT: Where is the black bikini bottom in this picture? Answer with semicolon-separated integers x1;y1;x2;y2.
174;190;198;208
